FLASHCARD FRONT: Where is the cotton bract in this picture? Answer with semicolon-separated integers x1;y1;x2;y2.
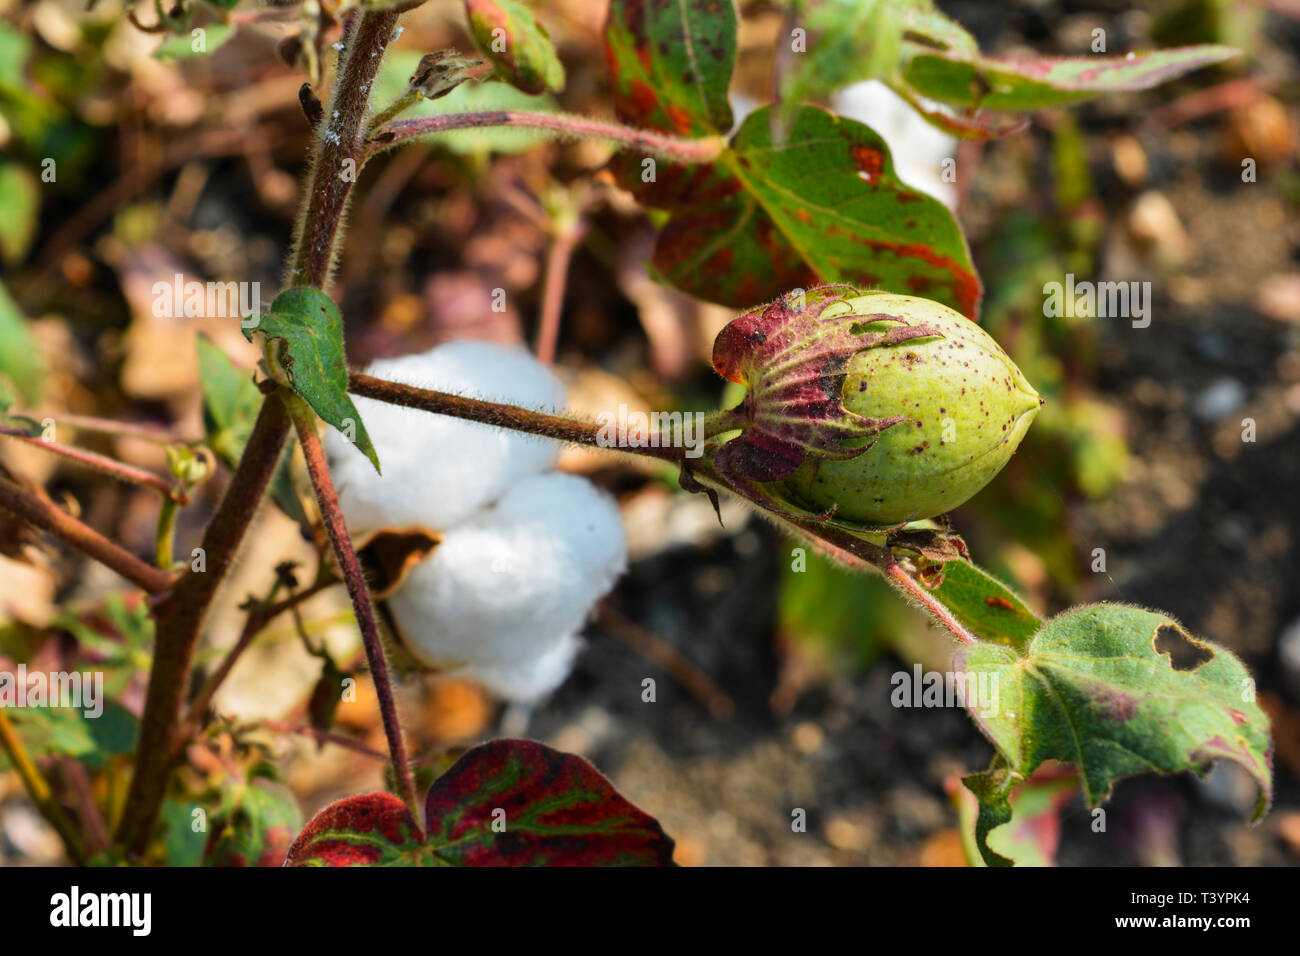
325;342;627;701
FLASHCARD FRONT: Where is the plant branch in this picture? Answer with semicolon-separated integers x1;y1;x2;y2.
0;477;174;593
535;218;586;365
882;559;977;645
284;8;402;290
0;428;185;501
259;720;388;761
284;392;418;818
0;709;86;863
348;372;686;464
187;574;339;727
116;391;291;857
367;110;727;164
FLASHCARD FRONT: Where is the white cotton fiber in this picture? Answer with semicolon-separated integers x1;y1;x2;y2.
386;471;628;701
325;341;567;535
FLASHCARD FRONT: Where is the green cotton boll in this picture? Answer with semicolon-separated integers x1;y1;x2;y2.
782;293;1040;523
708;287;1040;526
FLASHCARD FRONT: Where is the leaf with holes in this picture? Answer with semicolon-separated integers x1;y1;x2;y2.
242;288;380;474
644;105;979;316
903;45;1237;111
284;740;675;866
466;0;565;95
956;603;1272;865
605;0;735;136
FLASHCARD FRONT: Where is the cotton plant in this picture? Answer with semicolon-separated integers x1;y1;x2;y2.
324;341;627;701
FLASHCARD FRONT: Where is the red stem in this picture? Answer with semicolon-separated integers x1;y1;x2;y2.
116;392;291;857
0;477;174;593
1;430;184;501
368;111;726;164
535;221;586;365
285;394;418;817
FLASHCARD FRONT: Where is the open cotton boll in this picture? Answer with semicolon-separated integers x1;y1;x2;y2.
386;471;627;701
831;80;959;209
324;341;567;536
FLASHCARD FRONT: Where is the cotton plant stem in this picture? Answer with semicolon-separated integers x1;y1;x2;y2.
284;8;401;289
283;392;418;819
116;393;291;857
367;110;727;163
0;709;86;863
260;721;388;761
0;429;184;501
348;372;687;464
535;220;586;365
187;575;339;728
31;412;182;446
348;372;978;643
155;497;178;570
0;477;174;593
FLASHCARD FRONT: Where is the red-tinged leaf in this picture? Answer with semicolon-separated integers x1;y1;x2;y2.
424;740;675;865
644;105;980;317
284;792;425;867
284;741;675;866
604;0;736;135
465;0;565;95
904;45;1238;111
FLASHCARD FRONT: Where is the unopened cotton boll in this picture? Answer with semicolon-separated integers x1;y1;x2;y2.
386;471;628;701
324;341;567;536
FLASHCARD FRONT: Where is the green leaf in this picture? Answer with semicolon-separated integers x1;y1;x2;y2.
197;336;262;467
643;105;979;316
466;0;565;95
956;603;1273;845
779;548;901;671
983;765;1078;867
197;336;309;524
285;740;676;866
204;779;303;867
904;45;1238;111
604;0;736;135
930;560;1041;648
162;799;209;867
0;162;40;265
242;288;380;474
0;281;46;404
154;24;236;61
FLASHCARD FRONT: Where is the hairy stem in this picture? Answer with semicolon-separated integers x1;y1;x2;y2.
284;8;401;289
0;428;184;501
284;392;418;818
0;710;86;863
883;561;977;645
348;372;686;464
116;393;291;857
367;110;727;163
0;478;174;593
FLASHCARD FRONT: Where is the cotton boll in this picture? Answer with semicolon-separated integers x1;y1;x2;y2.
387;471;627;701
325;341;567;535
831;80;958;209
